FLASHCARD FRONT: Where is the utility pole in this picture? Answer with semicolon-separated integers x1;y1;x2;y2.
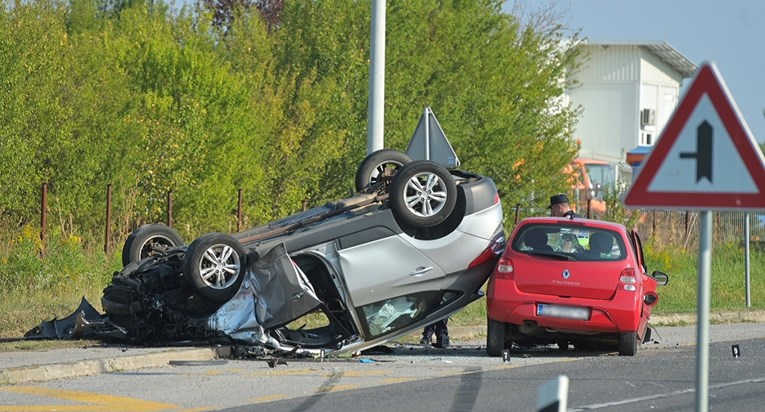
366;0;385;154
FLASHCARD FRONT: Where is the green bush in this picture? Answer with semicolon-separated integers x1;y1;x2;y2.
0;226;122;337
0;225;117;291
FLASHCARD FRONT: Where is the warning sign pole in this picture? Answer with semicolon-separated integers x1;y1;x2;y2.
622;62;765;411
695;211;712;412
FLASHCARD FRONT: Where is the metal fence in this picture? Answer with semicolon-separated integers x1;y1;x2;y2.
507;203;765;251
36;183;250;257
32;180;765;255
636;211;765;251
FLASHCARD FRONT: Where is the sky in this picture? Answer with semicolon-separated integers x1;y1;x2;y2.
541;0;765;144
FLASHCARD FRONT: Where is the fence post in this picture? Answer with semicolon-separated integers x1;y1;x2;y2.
237;188;243;232
167;190;173;228
514;203;521;225
104;184;112;255
40;182;48;258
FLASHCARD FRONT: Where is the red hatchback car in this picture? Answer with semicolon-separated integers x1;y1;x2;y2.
486;217;668;356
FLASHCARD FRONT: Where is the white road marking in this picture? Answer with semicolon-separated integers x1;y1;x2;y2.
570;377;765;411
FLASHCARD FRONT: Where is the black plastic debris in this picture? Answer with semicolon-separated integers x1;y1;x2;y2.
361;344;394;355
23;297;127;340
266;357;288;368
732;344;741;358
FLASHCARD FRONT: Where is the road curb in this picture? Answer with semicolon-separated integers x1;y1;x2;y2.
651;310;765;325
0;348;219;385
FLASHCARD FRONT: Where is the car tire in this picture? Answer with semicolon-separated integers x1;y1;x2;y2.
121;223;184;267
486;317;507;357
182;233;246;303
617;331;639;356
389;160;457;228
355;149;413;192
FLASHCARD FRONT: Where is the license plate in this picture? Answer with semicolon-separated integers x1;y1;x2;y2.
536;303;590;320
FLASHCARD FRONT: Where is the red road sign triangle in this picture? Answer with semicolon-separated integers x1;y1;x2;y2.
624;62;765;210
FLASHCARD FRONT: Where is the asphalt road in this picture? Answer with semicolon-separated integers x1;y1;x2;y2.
222;339;765;411
225;338;765;412
1;322;765;411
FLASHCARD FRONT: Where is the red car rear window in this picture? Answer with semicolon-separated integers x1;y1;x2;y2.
511;224;626;261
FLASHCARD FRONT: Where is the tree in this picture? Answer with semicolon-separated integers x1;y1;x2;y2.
0;1;75;227
202;0;283;32
388;1;582;211
259;0;372;216
0;0;583;241
268;0;582;218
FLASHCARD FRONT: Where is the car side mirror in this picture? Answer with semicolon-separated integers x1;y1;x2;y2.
651;270;669;286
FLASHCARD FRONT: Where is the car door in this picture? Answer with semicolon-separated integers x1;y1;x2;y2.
336;234;447;338
251;243;324;329
337;234;446;307
630;229;647;276
630;230;658;324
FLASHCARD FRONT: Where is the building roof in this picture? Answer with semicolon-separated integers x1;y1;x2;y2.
585;40;697;78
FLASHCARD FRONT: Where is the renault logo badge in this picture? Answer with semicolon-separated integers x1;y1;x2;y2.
562;269;571;279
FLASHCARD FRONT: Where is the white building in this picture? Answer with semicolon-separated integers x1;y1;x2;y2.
566;41;697;165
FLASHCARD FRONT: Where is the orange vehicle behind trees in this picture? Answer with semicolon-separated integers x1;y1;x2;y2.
568;158;622;218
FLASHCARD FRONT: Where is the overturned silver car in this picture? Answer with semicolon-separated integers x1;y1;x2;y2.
99;151;505;355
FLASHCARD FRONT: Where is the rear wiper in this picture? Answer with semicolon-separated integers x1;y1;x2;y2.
527;251;577;261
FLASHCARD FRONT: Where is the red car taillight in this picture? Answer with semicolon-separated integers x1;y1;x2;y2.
494;256;514;280
619;268;637;292
468;232;506;269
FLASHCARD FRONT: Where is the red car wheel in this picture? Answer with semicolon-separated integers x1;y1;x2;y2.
618;331;638;356
486;317;507;357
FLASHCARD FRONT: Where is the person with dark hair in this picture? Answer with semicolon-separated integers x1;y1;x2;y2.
525;228;553;252
588;232;613;258
558;233;584;253
549;194;581;218
420;319;449;348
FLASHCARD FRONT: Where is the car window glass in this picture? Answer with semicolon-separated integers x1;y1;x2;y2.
553;230;586;254
632;231;647;273
513;224;626;261
584;164;616;200
360;291;444;338
515;227;553;252
582;229;625;261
